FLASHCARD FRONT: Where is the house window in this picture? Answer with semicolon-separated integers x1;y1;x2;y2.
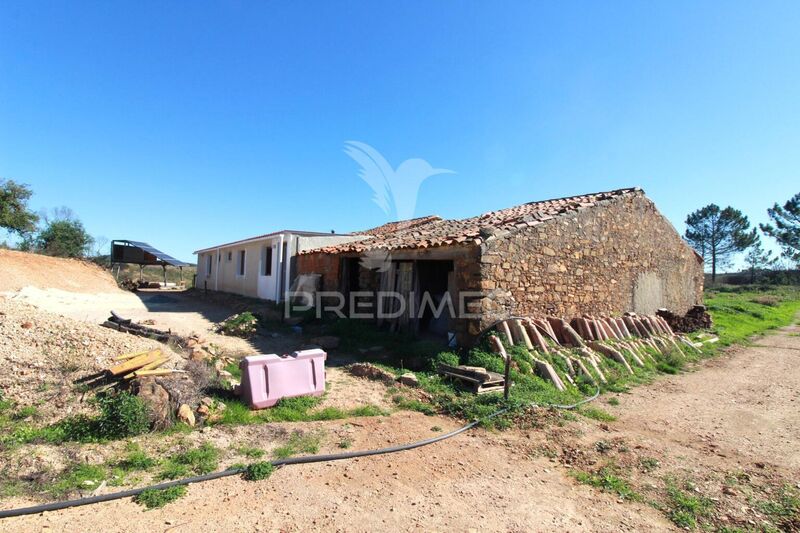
206;255;212;276
263;246;273;276
237;250;246;276
227;251;233;262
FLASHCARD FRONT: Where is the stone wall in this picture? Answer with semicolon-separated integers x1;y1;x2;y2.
477;191;704;331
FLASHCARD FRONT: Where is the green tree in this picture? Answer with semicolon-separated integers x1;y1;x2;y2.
743;236;776;283
684;204;756;283
36;219;94;258
760;192;800;266
0;179;38;237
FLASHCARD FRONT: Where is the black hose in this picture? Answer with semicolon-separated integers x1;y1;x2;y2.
0;392;598;519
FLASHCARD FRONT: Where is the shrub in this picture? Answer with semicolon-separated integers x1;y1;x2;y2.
92;392;150;439
217;312;258;338
47;391;150;443
430;351;460;370
243;461;274;481
135;486;187;509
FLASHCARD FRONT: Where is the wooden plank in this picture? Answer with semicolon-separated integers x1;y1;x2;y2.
107;350;161;376
113;350;150;362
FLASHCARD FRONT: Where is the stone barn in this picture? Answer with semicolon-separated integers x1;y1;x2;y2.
297;188;704;346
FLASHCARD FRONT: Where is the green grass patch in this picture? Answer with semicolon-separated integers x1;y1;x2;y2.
242;461;274;481
572;466;640;501
578;406;617;422
1;392;149;447
606;397;620;406
756;484;800;526
114;443;157;471
272;431;322;459
210;393;385;425
48;463;106;497
158;443;219;480
664;479;713;529
236;445;265;459
704;286;800;347
135;486;187;509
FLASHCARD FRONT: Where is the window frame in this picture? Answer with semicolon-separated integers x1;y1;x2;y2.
263;245;273;276
237;249;246;277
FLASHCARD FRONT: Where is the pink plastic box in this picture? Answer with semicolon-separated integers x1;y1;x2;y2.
236;349;327;409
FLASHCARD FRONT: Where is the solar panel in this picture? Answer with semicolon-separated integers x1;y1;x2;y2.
113;240;191;267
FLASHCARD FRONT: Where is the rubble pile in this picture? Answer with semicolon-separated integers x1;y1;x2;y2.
656;306;712;333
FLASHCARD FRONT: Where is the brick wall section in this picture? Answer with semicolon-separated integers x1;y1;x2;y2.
296;253;339;291
477;192;704;332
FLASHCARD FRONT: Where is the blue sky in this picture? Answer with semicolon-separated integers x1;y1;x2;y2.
1;1;799;266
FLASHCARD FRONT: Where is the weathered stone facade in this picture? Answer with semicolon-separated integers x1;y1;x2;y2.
476;192;703;332
297;189;704;346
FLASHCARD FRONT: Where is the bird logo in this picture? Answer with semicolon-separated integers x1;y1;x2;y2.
344;141;454;272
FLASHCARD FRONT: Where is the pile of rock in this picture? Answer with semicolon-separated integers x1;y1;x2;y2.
657;306;712;333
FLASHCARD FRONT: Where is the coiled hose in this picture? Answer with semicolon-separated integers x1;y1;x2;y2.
0;388;599;519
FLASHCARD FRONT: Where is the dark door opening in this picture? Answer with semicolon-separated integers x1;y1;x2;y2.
416;260;454;336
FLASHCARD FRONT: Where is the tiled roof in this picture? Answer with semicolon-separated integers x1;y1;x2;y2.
354;215;442;236
301;187;642;254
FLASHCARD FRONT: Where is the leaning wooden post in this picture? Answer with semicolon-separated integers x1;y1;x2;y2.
490;335;512;401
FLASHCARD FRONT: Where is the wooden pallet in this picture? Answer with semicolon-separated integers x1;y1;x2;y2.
437;364;506;394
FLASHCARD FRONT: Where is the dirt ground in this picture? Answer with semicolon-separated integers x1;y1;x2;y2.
4;321;799;531
0;250;120;293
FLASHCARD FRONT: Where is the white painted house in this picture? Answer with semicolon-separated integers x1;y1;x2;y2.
194;230;364;301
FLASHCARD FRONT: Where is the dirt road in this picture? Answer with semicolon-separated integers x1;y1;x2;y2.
3;322;799;532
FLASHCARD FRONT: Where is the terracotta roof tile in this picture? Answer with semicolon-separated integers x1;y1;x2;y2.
302;187;641;254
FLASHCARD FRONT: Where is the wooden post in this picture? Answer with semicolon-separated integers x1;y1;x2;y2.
162;265;167;287
490;335;512;401
139;265;143;283
503;353;511;401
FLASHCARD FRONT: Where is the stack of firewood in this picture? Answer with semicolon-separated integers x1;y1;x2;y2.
106;349;176;380
490;312;703;391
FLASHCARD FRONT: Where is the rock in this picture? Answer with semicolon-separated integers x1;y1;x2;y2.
197;404;210;416
20;322;33;329
398;372;419;387
133;378;172;430
200;396;214;407
309;336;340;350
177;404;195;426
